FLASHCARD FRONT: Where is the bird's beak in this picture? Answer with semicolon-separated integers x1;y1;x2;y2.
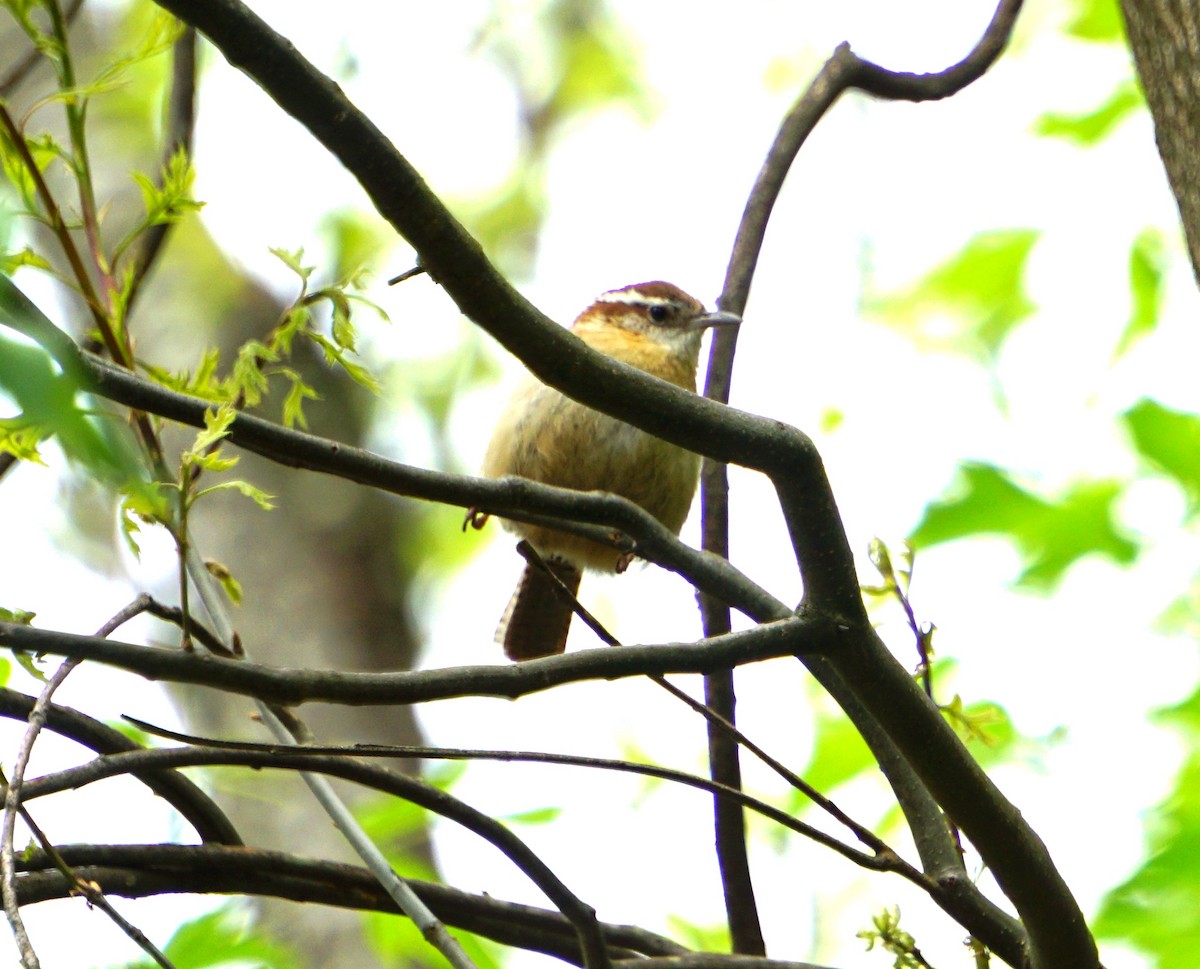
686;310;741;332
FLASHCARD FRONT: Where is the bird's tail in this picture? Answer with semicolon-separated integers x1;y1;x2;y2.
496;557;582;661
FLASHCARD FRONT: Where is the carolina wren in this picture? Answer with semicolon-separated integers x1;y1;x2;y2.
480;281;739;661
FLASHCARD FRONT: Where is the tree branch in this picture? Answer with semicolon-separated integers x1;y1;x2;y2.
110;2;1090;965
1120;0;1200;284
72;353;790;626
0;616;833;706
0;689;240;845
113;722;906;876
15;844;687;965
24;748;612;967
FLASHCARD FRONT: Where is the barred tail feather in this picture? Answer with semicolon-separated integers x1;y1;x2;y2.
496;558;582;661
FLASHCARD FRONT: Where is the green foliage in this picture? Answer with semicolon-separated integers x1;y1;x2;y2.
362;908;504;969
271;246;389;400
540;2;645;120
353;764;469;882
318;208;392;285
865;229;1039;364
355;760;504;969
141;248;387;431
1064;0;1125;43
468;0;651;273
863;544;1023;767
665;916;732;955
467;175;546;274
857;907;931;969
1095;691;1200;969
117;905;301;969
204;558;243;605
503;805;564;825
169;404;274;514
1122;398;1200;513
939;694;1011;750
1158;573;1200;638
1034;79;1145;145
909;462;1139;589
117;147;205;261
12;649;47;682
0;328;142;487
1114;228;1168;357
795;706;875;801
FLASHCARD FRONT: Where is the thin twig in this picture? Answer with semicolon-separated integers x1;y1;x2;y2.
118;717;914;878
0;687;241;845
25;746;619;968
43;0;1087;961
515;543;896;858
124;26;198;318
0;0;85;99
0;595;170;969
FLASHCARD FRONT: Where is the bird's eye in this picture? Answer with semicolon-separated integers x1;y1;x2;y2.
648;304;671;323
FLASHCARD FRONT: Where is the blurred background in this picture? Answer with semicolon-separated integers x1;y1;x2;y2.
0;0;1197;967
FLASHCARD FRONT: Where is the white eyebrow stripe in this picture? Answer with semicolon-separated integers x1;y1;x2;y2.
596;289;676;307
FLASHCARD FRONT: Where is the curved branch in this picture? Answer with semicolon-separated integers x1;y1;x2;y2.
0;695;241;847
0;616;833;706
75;353;789;625
114;723;903;876
24;749;611;967
128;3;1089;965
15;844;686;965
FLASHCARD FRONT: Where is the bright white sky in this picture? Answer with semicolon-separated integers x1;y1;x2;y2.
2;1;1198;967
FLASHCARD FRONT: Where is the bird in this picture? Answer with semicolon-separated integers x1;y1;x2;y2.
478;281;739;661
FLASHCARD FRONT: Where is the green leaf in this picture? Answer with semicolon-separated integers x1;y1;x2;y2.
0;332;142;487
205;560;243;605
0;417;46;462
465;176;545;276
122;905;301;969
503;806;563;825
189;449;239;473
796;709;876;798
664;917;732;955
940;696;1015;756
116;148;205;264
280;372;319;429
307;331;381;394
865;229;1039;363
1095;687;1200;968
1122;398;1200;512
1157;574;1200;637
0;128;64;213
143;349;231;403
0;247;52;275
231;340;274;407
185;403;236;459
318;209;390;282
269;246;314;285
1034;79;1144;145
13;650;46;682
909;462;1139;589
194;478;275;511
1064;0;1126;43
1113;228;1167;357
0;607;36;625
